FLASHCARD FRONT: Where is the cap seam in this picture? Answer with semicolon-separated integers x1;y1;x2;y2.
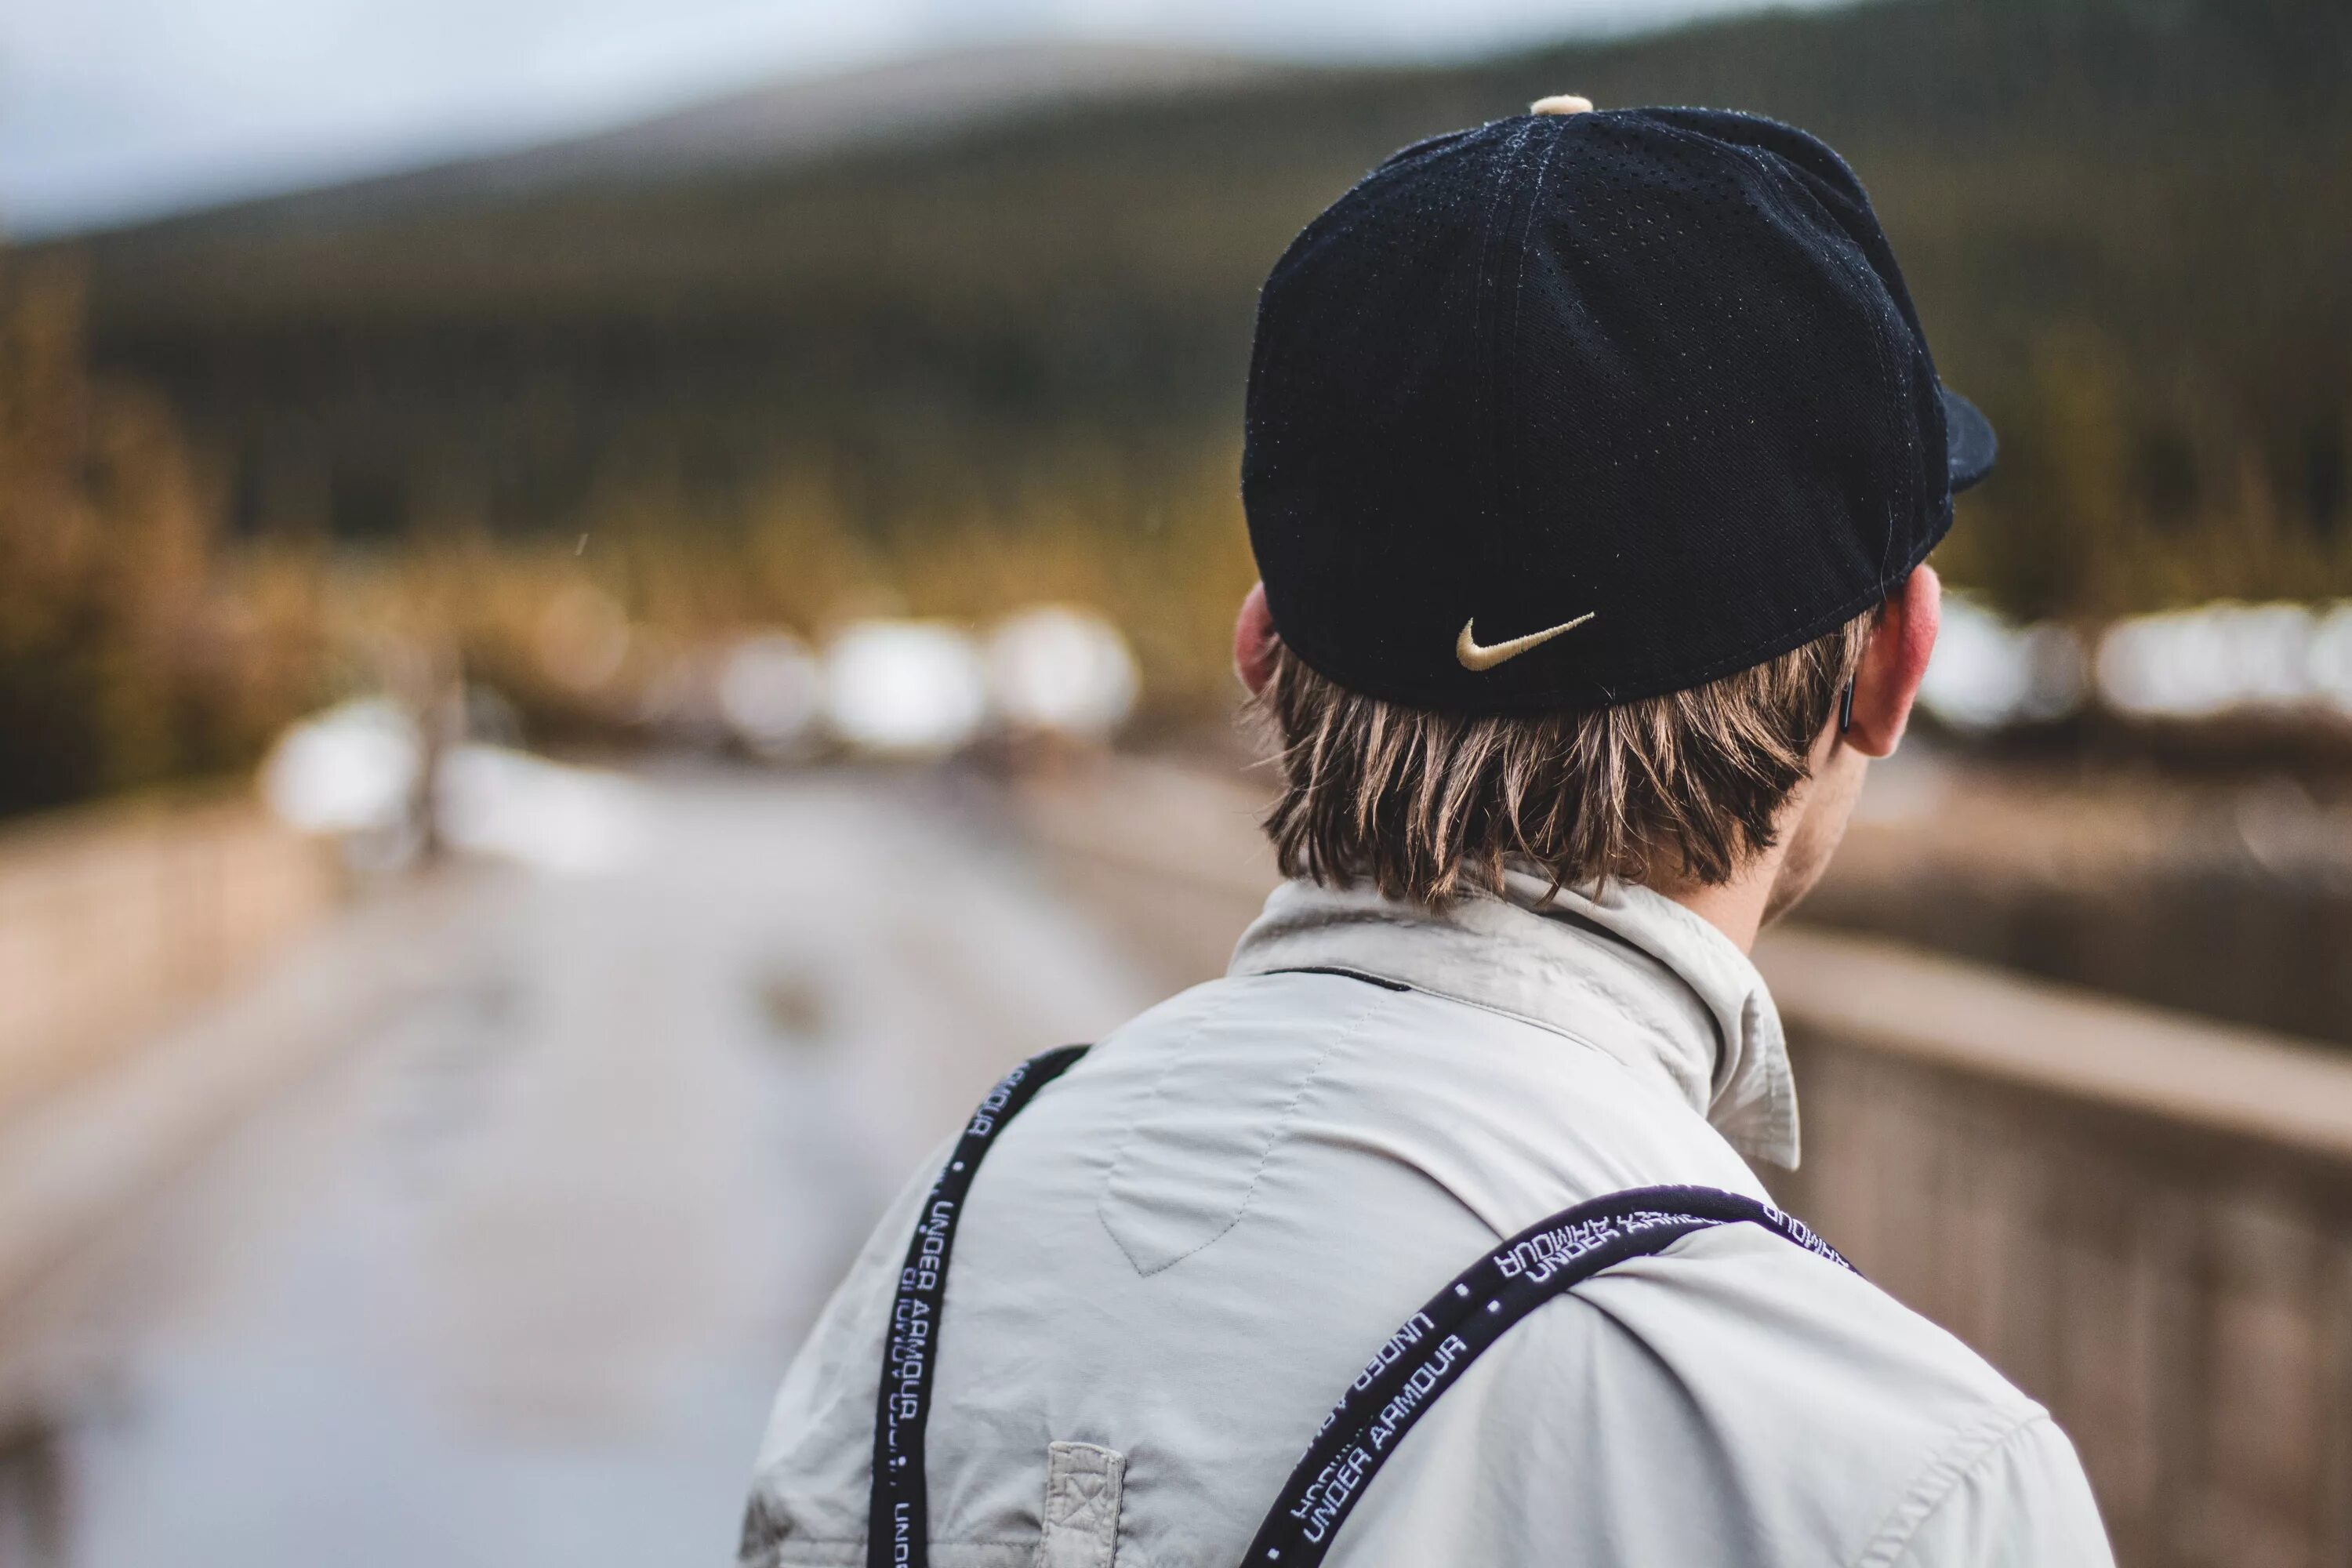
1469;118;1532;557
1501;119;1570;540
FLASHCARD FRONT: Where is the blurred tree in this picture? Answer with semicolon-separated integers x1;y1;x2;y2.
11;0;2352;811
0;254;331;816
48;0;2352;631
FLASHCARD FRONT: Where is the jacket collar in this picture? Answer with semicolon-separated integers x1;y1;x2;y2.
1226;872;1801;1168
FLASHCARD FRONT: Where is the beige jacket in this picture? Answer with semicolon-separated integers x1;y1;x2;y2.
741;873;2113;1567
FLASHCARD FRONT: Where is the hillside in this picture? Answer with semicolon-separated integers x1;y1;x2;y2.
45;0;2352;622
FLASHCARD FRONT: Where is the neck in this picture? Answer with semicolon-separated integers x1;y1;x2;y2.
1654;860;1780;954
1655;750;1842;953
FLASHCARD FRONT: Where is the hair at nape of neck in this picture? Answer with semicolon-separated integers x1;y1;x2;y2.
1247;612;1874;909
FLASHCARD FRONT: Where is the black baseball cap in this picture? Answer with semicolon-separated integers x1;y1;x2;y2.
1242;101;1994;714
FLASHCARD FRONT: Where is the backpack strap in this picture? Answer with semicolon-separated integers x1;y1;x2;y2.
1239;1185;1855;1567
867;1043;1091;1568
863;1048;1856;1568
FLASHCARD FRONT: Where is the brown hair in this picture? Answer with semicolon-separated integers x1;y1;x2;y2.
1250;612;1876;906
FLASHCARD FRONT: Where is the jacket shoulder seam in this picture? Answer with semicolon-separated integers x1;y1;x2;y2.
1847;1407;2056;1568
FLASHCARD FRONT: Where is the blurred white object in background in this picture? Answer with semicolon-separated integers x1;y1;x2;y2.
985;605;1140;741
265;698;644;874
260;698;421;834
1915;597;2085;731
437;745;648;875
822;620;989;756
718;632;823;758
2096;603;2318;719
2303;604;2352;714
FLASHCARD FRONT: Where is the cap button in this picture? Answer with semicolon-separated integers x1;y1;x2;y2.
1530;94;1594;116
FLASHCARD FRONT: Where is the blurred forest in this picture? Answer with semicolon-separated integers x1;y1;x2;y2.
0;260;324;815
7;0;2352;814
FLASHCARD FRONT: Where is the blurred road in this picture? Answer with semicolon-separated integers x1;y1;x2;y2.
0;767;1162;1568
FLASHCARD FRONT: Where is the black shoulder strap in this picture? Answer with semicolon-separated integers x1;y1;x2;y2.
867;1044;1090;1568
1239;1185;1855;1568
865;1049;1855;1568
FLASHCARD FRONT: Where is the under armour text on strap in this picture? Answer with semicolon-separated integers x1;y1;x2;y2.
862;1054;1854;1568
1240;1186;1854;1567
866;1044;1091;1568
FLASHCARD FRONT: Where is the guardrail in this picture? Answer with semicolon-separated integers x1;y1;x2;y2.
0;792;343;1123
1759;929;2352;1568
1019;754;2352;1568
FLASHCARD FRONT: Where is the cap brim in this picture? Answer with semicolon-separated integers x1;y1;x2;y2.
1941;387;1997;492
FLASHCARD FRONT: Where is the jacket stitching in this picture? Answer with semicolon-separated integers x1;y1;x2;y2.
1096;991;1381;1279
1848;1409;2053;1568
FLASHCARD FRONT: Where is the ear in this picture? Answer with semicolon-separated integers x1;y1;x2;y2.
1234;581;1279;696
1843;564;1940;758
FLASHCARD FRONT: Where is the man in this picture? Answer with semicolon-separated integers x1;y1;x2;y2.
741;100;2113;1566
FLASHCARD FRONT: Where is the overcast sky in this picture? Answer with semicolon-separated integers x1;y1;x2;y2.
2;0;1830;237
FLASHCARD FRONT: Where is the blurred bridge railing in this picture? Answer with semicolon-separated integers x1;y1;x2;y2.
1761;930;2352;1568
0;792;343;1123
1020;753;2352;1568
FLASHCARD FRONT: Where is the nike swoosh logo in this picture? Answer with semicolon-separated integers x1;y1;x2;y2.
1455;612;1595;671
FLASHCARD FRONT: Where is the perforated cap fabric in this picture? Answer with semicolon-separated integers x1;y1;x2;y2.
1242;105;1995;713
